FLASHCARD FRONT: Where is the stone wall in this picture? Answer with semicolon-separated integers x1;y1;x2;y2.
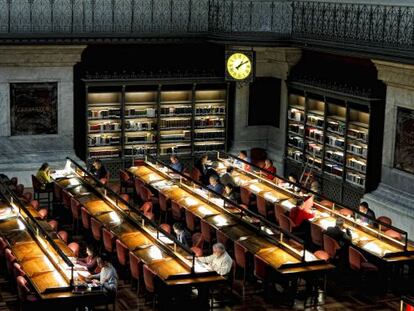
363;60;414;239
0;45;86;186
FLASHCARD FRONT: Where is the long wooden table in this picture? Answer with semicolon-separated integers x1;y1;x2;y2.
0;198;106;306
215;157;414;264
56;174;224;286
129;163;334;275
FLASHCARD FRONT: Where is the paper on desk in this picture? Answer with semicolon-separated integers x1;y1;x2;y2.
198;206;215;217
281;200;296;210
319;219;336;230
263;192;279;203
363;241;383;256
249;184;262;193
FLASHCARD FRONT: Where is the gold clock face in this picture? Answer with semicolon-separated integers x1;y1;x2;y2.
226;52;252;80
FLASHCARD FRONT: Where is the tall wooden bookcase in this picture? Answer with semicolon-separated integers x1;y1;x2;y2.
285;82;385;207
82;79;229;165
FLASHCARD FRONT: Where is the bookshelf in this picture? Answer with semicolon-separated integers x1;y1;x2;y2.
84;81;228;162
285;86;384;207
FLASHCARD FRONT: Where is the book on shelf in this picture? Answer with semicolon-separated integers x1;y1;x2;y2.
346;171;365;187
160;106;192;115
89;148;120;158
125;120;156;131
348;128;368;142
347;157;367;173
288;135;304;149
194;131;225;140
324;163;343;176
307;115;324;127
89;122;121;132
161;144;192;155
326;135;345;148
195;106;226;115
306;142;323;157
288;123;304;135
88;135;120;146
195;117;224;128
288;149;303;162
124;146;157;157
126;133;155;144
305;128;324;143
327;120;346;134
325;150;344;163
88;108;121;119
125;107;156;118
306;156;322;169
347;143;368;157
288;108;304;122
194;142;225;153
160;118;192;129
160;131;191;141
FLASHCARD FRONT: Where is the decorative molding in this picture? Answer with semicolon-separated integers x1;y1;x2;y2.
373;59;414;90
0;45;86;67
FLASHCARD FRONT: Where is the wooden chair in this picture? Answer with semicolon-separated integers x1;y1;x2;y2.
31;175;52;208
119;169;134;194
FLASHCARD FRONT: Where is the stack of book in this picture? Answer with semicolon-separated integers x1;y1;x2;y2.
288;108;304;122
160;119;191;129
347;157;367;173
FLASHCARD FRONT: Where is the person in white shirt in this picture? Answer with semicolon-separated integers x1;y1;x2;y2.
198;243;233;276
86;253;118;296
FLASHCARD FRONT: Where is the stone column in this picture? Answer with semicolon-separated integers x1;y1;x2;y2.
363;60;414;239
0;45;86;186
229;46;302;174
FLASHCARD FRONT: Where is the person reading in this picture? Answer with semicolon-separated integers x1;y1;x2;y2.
356;201;376;225
90;159;108;181
36;162;53;190
261;159;276;180
86;253;118;297
207;175;224;195
224;183;240;204
76;245;99;273
220;166;237;188
170;155;184;172
237;150;251;171
173;222;192;248
198;243;233;276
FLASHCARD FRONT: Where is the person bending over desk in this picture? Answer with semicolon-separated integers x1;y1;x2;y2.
326;218;352;263
356;201;376;226
86;253;118;296
170;155;184;173
207;175;224;195
90;159;108;182
236;150;251;172
224;183;240;204
220;166;237;188
36;162;54;190
173;222;192;248
76;244;99;273
261;159;277;181
198;243;233;276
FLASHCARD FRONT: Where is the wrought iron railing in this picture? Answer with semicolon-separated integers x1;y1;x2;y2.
1;0;414;53
292;1;414;49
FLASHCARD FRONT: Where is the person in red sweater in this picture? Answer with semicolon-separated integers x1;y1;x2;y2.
261;159;277;181
289;197;315;227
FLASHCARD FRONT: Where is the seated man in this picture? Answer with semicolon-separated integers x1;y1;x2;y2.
289;198;314;228
198;243;233;276
325;218;352;261
207;175;224;195
224;183;240;204
90;159;108;181
86;253;118;297
356;201;376;225
170;155;184;173
36;162;53;190
220;166;237;188
173;222;192;248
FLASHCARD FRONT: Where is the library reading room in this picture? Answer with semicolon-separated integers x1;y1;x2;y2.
0;0;414;310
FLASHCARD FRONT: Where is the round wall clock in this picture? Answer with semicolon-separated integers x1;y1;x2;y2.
225;51;254;81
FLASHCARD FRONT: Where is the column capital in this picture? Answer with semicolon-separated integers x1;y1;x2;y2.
0;45;86;67
373;59;414;90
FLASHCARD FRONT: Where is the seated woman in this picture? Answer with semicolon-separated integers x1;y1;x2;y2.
261;159;276;181
289;197;315;235
76;245;99;273
224;183;240;204
36;162;53;190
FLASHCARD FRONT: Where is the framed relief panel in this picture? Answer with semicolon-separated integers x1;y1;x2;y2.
394;107;414;175
10;82;58;135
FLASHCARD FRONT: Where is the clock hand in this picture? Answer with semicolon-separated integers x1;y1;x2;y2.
236;60;249;70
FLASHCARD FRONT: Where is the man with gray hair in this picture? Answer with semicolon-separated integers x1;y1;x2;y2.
197;243;233;276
